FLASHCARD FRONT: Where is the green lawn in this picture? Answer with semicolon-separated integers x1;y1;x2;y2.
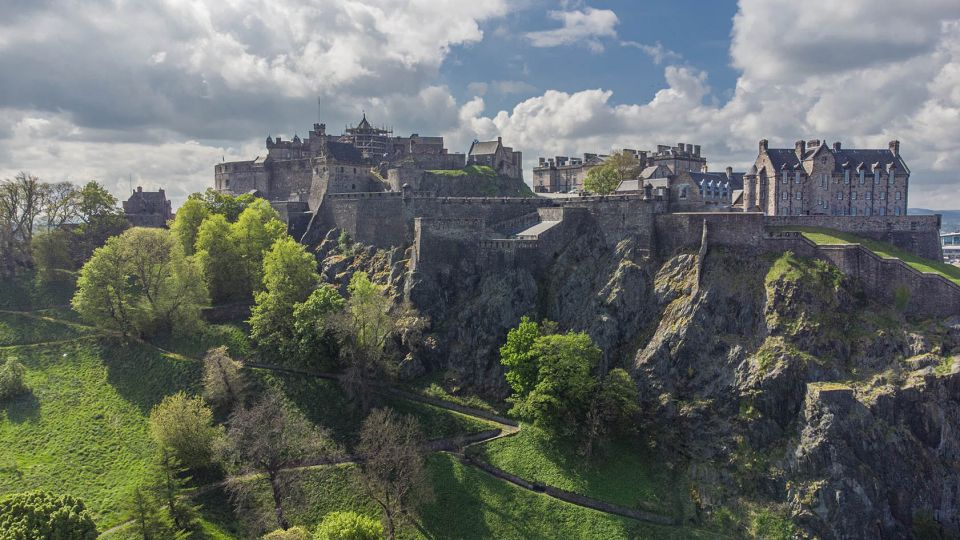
777;226;960;285
0;336;203;528
0;311;94;346
195;454;710;540
470;425;688;517
426;165;497;177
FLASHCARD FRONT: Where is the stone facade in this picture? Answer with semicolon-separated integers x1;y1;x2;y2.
467;137;523;181
123;186;172;227
743;139;909;217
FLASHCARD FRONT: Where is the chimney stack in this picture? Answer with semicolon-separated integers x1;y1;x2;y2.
759;139;768;153
889;140;900;156
795;140;806;157
833;141;842;151
725;166;733;179
685;144;693;154
693;144;701;156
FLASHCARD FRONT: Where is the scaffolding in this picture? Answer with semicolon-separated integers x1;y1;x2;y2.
341;113;392;159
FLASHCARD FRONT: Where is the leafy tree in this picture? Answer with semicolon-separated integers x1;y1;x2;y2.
263;526;311;539
202;346;247;414
169;197;210;256
292;285;345;367
72;227;207;337
196;188;256;222
0;490;98;539
151;450;200;534
314;511;383;540
0;358;28;402
31;229;73;282
499;316;545;397
604;151;640;183
249;237;321;364
194;214;242;304
230;199;287;296
0;172;46;274
148;392;220;471
71;181;128;265
583;164;621;195
582;368;639;460
222;391;340;532
337;272;398;410
41;181;80;231
356;408;432;540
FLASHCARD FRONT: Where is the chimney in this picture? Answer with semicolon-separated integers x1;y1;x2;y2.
795;140;806;157
889;140;900;156
725;166;733;179
538;157;545;166
833;141;842;151
685;144;693;154
807;139;820;148
693;145;701;156
497;136;502;145
759;139;768;153
676;142;684;152
137;186;142;193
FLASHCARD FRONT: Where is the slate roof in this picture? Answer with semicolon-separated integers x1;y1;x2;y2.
323;141;365;163
764;145;907;174
616;179;641;192
357;114;372;130
688;171;744;190
469;140;501;156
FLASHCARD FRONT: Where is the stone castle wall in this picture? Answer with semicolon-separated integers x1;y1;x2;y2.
765;215;943;260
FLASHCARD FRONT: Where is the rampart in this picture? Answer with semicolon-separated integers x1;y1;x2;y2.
654;212;768;257
765;215;943;261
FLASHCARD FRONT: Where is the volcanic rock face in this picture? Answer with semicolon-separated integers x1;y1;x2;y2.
318;230;960;538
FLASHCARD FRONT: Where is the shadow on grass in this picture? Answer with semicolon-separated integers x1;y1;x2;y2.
100;337;204;414
1;390;40;424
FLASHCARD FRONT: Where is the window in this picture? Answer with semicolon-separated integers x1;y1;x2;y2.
679;187;688;199
224;179;230;188
879;192;886;200
837;192;843;200
852;192;857;200
866;208;872;216
895;191;902;200
796;192;802;200
874;170;880;184
782;192;788;201
795;172;801;184
880;207;886;216
889;171;895;183
851;207;857;216
865;192;872;200
859;170;865;184
844;170;850;184
783;172;789;184
895;206;902;216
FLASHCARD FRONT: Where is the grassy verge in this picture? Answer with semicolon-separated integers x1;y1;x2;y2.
0;311;94;346
0;336;203;528
775;226;960;285
469;425;686;516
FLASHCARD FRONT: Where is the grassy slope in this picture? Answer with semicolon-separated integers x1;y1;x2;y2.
776;225;960;284
0;336;203;528
470;425;685;516
0;311;94;346
196;454;709;540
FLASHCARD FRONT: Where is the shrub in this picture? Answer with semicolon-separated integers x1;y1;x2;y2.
263;525;312;539
148;392;220;470
314;511;383;540
0;490;98;539
0;358;28;401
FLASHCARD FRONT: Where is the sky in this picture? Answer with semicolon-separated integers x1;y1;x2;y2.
1;0;959;209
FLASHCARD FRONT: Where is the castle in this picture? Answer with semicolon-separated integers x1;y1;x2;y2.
214;123;954;317
123;186;172;227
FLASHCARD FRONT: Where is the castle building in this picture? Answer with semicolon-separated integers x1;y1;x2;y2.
532;143;707;193
467;137;523;180
683;167;744;207
123;186;172;227
742;139;909;216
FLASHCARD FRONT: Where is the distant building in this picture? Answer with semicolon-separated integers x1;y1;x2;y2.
532;143;707;193
683;167;744;208
123;186;172;227
467;137;523;181
742;139;909;216
942;232;960;263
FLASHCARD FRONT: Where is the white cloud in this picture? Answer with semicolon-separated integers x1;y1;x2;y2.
525;7;618;52
622;41;682;65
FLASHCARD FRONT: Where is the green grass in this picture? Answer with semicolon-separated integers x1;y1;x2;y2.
197;454;711;540
426;165;497;177
150;322;253;360
470;425;686;516
0;336;203;528
777;226;960;285
0;273;76;310
0;311;94;346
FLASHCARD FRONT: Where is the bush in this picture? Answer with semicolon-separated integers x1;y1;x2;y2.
0;358;28;401
0;490;98;539
263;525;312;539
314;511;383;540
148;392;220;470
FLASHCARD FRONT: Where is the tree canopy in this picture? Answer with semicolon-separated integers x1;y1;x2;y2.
0;490;98;539
583;164;622;195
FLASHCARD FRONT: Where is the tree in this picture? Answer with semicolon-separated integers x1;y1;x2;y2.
583;164;621;195
195;214;242;304
150;450;200;534
582;368;640;460
0;172;46;274
604;151;640;183
499;316;545;397
314;511;383;540
41;181;80;231
223;391;340;532
127;486;167;540
230;199;286;296
356;408;432;540
291;286;345;367
196;188;255;222
502;329;600;436
202;347;247;414
148;392;220;471
73;227;207;336
0;490;98;539
169;197;210;256
71;181;128;265
248;237;322;364
0;358;28;402
31;229;73;282
263;526;311;539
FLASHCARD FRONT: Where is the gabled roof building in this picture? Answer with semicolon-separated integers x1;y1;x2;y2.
467;137;523;181
743;139;909;216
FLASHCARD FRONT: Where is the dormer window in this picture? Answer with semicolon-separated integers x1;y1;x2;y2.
858;170;865;184
844;170;850;184
873;170;880;184
794;172;801;184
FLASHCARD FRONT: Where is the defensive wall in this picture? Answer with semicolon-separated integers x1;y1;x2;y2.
765;215;943;261
763;231;960;318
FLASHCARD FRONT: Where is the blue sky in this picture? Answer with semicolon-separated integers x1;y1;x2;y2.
1;0;959;209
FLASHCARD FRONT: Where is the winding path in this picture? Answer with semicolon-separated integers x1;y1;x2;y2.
4;309;681;532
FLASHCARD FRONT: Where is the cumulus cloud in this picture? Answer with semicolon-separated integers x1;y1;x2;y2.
525;7;619;52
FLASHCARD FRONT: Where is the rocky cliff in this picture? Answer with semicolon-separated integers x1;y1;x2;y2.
314;227;960;538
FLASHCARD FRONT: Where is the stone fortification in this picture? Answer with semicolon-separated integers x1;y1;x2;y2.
765;214;942;260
